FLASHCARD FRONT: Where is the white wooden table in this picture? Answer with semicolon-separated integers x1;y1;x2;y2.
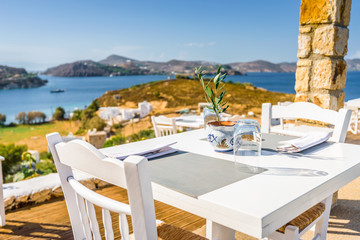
175;115;204;129
101;129;360;239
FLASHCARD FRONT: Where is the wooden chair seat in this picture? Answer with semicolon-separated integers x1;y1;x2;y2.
277;202;325;233
130;222;207;240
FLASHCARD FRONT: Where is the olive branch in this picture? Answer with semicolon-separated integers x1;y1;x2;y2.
195;65;229;123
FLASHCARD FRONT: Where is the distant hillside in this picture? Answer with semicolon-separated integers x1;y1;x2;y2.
228;60;296;73
347;59;360;71
0;66;47;90
43;60;158;77
43;55;360;77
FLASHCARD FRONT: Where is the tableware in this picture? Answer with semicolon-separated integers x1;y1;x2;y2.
233;119;262;167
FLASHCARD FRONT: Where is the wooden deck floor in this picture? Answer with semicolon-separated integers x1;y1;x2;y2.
0;185;205;239
1;178;360;240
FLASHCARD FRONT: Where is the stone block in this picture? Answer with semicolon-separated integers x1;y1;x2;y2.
297;34;312;58
80;179;96;190
312;93;343;110
295;93;310;102
299;25;312;34
4;196;15;208
313;25;349;56
297;59;312;67
96;180;111;188
87;131;107;149
52;186;64;198
342;0;352;26
16;195;29;203
312;59;347;90
337;91;346;109
300;0;351;25
312;93;331;109
295;67;311;92
30;189;51;204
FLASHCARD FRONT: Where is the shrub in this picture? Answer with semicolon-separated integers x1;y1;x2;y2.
86;115;106;131
88;100;99;112
127;129;155;142
71;109;82;121
0;143;27;180
53;107;65;120
103;134;126;148
15;112;26;124
0;113;6;126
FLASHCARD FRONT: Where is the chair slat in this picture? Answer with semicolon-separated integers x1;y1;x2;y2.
119;214;130;240
102;209;114;240
86;200;101;240
76;194;92;240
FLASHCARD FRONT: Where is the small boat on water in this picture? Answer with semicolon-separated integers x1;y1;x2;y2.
50;89;66;93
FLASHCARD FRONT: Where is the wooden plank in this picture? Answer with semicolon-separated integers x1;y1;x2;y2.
0;185;206;239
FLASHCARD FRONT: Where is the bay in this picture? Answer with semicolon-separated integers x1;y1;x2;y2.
0;72;359;123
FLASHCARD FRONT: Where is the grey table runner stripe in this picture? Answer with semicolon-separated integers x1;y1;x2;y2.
149;151;266;198
149;134;299;198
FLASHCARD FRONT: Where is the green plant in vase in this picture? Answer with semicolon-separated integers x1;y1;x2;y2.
195;66;229;124
195;66;236;152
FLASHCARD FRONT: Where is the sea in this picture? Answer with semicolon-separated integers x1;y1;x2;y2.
1;72;359;123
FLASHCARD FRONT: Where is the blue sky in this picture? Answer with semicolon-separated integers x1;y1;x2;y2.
1;0;359;70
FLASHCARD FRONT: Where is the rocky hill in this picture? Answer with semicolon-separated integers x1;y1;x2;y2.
0;66;47;89
96;78;294;116
43;60;158;77
347;59;360;71
43;55;360;78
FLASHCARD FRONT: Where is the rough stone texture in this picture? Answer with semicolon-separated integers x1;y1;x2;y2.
300;0;350;25
313;25;349;56
80;179;96;190
295;67;311;92
295;93;310;102
16;195;29;203
30;189;52;204
312;59;347;90
299;25;312;34
96;180;111;188
51;186;64;198
297;34;312;58
312;93;344;110
4;196;15;211
342;0;352;26
297;59;312;67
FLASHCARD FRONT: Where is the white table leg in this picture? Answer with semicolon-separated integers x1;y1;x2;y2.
206;219;235;240
314;194;332;240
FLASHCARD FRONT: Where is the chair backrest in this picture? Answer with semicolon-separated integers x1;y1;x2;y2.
261;102;352;143
151;115;177;138
46;133;157;240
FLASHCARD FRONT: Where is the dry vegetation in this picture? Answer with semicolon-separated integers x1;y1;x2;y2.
97;79;295;116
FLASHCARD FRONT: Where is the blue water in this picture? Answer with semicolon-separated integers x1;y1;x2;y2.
0;72;359;122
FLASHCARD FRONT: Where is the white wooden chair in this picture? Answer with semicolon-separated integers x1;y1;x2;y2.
46;132;205;240
151;116;177;138
345;104;360;135
261;102;352;143
0;156;5;226
260;102;351;240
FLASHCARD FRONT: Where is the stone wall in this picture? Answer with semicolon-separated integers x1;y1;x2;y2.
3;173;111;211
295;0;352;110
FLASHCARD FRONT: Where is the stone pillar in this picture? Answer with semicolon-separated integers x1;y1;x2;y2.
295;0;352;110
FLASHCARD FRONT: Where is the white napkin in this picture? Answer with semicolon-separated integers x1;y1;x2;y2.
277;132;330;153
104;141;177;160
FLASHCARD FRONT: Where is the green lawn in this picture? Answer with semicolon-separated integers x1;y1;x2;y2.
0;121;80;151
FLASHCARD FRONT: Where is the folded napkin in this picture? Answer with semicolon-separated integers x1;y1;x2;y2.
277;132;330;153
104;141;177;160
